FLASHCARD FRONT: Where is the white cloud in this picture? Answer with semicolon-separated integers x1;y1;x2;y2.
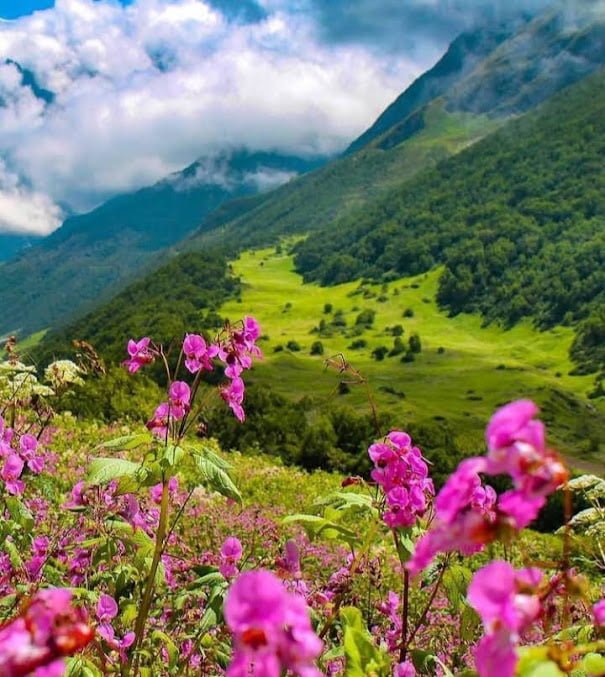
0;0;423;234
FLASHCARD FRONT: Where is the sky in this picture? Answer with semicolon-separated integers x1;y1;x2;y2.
0;0;555;236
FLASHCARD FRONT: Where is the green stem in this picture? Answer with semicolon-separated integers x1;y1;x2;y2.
129;478;170;673
399;569;410;663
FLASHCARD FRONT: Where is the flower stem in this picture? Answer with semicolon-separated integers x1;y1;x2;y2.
129;477;170;673
399;569;410;663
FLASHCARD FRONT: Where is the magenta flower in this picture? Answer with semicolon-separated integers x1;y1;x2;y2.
19;433;45;474
394;660;416;677
62;481;88;510
220;537;243;579
183;333;214;374
1;453;25;495
224;570;322;677
485;400;568;523
407;458;497;576
221;377;246;422
368;431;433;531
97;594;118;624
146;402;171;438
468;561;544;677
168;381;191;419
123;337;154;374
0;588;93;676
594;599;605;627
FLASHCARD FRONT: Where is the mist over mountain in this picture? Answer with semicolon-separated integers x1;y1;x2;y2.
0;149;324;334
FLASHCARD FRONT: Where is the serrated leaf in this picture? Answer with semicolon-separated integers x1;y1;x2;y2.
88;457;141;485
194;452;241;504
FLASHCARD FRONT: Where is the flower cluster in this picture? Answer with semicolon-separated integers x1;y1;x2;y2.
0;588;93;676
0;416;45;496
468;561;544;677
408;400;567;576
127;317;261;428
368;431;434;529
225;570;322;677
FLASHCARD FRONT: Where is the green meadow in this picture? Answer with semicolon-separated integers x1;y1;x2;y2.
220;247;605;465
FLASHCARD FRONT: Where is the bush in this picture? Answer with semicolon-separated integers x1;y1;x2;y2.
372;346;389;361
310;341;324;356
355;309;376;327
390;324;404;337
409;333;422;353
403;308;414;318
388;337;406;357
349;339;368;350
286;340;301;352
323;303;333;314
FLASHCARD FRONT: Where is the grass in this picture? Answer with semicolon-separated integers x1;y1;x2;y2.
220;247;605;466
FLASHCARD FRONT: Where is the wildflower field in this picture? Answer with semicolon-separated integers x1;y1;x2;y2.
0;319;604;677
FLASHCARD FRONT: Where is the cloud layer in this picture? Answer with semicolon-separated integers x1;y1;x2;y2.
0;0;567;235
0;0;427;235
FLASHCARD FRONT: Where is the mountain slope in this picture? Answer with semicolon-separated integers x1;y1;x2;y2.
292;69;605;384
0;150;322;336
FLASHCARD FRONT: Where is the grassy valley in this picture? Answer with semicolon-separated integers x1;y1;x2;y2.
218;247;605;469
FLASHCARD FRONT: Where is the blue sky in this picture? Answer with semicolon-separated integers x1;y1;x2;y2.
0;0;556;235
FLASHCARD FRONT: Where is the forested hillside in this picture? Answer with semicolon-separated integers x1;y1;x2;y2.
293;71;605;380
0;151;319;336
36;251;239;369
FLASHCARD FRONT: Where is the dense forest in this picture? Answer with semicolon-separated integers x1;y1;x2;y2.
35;251;239;368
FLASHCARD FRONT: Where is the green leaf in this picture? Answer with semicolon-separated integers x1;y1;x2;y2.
96;434;150;451
162;444;185;468
194;452;242;504
151;630;179;668
5;496;34;532
87;457;142;485
583;653;605;675
340;607;390;677
443;565;472;611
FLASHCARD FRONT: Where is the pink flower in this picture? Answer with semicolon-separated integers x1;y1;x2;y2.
62;481;88;510
0;588;93;676
224;570;322;677
19;433;45;474
146;402;171;438
368;431;433;530
123;337;154;374
593;599;605;627
168;381;191;419
1;453;25;495
394;661;416;677
220;537;243;579
485;400;568;504
407;459;497;576
97;594;118;623
468;561;543;677
221;377;246;422
183;334;214;374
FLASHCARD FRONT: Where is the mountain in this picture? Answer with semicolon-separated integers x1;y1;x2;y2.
0;232;42;262
183;1;605;256
0;150;323;336
6;1;605;339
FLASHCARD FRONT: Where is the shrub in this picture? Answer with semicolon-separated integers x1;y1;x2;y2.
310;341;324;356
286;340;301;352
372;346;389;361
